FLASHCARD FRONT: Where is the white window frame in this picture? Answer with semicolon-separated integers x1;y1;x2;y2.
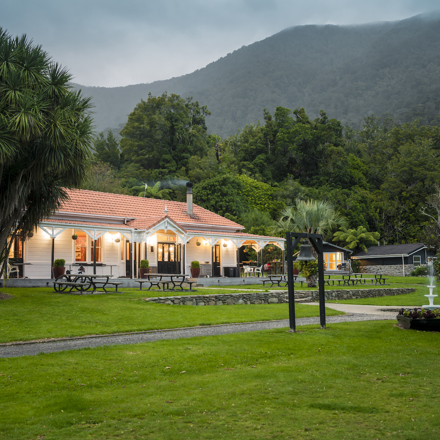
413;255;421;267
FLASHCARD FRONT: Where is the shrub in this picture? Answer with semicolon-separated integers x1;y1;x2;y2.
140;259;149;268
410;266;428;276
299;260;319;277
53;259;65;267
350;258;361;273
191;261;200;269
399;308;440;319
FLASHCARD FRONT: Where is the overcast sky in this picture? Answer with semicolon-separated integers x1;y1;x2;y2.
1;0;438;88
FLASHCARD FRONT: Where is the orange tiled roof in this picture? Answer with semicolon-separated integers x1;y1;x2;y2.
57;189;244;230
185;230;283;240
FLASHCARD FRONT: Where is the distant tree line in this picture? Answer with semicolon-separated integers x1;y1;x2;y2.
85;92;440;251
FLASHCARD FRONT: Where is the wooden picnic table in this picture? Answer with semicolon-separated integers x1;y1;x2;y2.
260;275;307;288
53;273;122;294
321;274;387;286
135;274;194;291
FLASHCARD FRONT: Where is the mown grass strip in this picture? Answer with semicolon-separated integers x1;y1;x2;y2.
0;287;341;343
0;321;439;439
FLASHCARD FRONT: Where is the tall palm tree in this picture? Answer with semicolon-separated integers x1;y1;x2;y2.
0;29;93;274
272;199;347;287
272;199;347;239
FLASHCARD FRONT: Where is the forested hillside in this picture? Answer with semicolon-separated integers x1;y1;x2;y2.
73;13;440;137
84;91;440;251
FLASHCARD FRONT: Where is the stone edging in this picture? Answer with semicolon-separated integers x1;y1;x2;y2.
145;288;416;306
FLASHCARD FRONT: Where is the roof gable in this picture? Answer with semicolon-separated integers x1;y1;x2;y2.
56;189;244;231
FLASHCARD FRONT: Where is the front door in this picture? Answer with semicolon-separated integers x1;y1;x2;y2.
212;244;221;277
158;243;181;274
125;241;137;277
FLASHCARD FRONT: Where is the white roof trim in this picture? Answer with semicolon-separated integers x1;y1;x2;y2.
180;222;243;231
53;212;136;224
352;246;426;259
39;221;133;233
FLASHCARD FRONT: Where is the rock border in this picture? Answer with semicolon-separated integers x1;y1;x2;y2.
145;288;416;306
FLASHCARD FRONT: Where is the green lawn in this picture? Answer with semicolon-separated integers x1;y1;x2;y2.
0;287;342;343
1;321;439;439
327;285;433;307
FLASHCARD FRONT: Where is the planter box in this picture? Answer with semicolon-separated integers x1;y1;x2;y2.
139;268;150;279
52;267;65;279
397;315;440;331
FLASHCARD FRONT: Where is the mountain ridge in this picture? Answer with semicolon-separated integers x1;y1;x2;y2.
72;13;440;136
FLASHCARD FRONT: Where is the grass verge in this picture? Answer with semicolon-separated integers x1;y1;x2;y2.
1;321;439;439
0;287;341;343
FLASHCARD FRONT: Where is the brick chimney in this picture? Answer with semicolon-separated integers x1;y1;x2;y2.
186;182;193;216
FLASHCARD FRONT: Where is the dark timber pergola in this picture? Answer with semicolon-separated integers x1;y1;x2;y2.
286;232;326;332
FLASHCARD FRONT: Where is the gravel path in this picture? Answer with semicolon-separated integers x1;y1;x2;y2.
0;313;395;358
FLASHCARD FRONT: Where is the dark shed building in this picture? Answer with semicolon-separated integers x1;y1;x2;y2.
351;243;427;276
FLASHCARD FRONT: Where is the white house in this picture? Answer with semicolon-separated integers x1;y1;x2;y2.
7;183;284;279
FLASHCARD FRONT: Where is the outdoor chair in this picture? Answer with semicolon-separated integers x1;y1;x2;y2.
7;263;19;278
254;265;263;277
243;266;254;277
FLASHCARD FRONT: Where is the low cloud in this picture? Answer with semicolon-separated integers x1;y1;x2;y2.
2;0;438;87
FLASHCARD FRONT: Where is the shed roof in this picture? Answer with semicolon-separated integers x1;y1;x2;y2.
353;243;426;259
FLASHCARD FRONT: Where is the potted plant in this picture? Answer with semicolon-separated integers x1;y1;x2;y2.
292;262;300;275
53;258;66;279
139;259;150;278
72;233;78;240
190;261;200;278
299;260;319;287
196;241;201;246
397;308;440;331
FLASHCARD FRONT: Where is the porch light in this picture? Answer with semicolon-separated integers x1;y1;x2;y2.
296;243;315;261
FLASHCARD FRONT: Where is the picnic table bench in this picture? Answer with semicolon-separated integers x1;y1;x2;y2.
321;274;387;286
353;274;387;285
260;275;305;288
53;273;123;294
135;274;195;291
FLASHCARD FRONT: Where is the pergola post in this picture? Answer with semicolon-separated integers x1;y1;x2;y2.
51;237;55;279
131;239;135;279
93;240;97;274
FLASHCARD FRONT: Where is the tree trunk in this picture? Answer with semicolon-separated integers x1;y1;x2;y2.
306;274;317;288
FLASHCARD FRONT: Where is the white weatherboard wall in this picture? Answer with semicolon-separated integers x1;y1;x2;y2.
24;228;124;278
25;227;52;278
25;228;73;278
185;238;237;275
221;243;236;268
186;239;211;275
103;232;122;278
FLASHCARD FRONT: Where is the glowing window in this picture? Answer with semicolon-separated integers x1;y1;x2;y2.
75;231;87;262
91;237;103;262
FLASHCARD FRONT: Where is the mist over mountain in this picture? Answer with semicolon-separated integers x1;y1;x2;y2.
73;13;440;137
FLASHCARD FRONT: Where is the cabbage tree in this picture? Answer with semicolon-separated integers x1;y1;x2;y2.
0;29;93;274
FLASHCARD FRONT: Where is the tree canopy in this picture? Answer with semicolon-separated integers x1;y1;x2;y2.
0;28;93;272
120;92;210;179
81;91;440;249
